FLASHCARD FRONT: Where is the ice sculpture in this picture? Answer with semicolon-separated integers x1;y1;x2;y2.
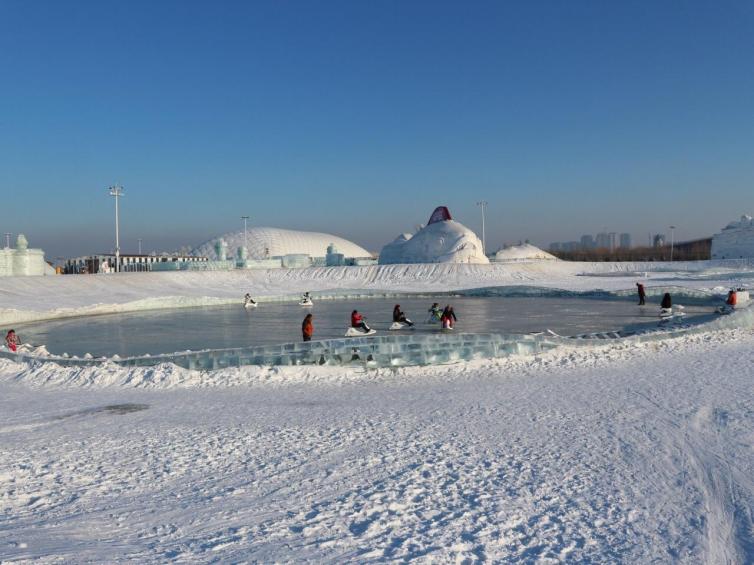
711;215;754;259
379;206;489;265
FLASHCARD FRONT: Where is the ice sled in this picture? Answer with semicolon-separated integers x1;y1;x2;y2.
299;298;314;307
720;288;750;313
389;320;414;331
659;305;685;323
243;301;258;309
345;327;377;337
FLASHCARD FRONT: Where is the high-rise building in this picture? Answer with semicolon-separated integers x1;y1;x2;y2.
653;234;666;248
619;233;631;248
580;235;595;249
595;232;610;249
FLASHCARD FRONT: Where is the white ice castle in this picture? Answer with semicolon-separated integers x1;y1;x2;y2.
711;215;754;259
0;234;54;277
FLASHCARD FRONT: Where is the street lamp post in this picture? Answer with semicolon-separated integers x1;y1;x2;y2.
108;185;124;273
669;225;676;262
476;201;488;256
241;216;250;254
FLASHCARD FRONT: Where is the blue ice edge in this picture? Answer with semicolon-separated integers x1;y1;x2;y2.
2;304;751;372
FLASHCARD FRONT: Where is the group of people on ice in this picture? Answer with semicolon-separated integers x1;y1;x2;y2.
298;303;459;342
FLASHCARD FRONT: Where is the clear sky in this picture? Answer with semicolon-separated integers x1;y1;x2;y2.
1;0;753;257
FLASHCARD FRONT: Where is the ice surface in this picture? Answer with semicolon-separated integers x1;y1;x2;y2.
3;306;752;370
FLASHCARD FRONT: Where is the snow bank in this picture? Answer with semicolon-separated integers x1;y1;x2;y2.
492;242;557;262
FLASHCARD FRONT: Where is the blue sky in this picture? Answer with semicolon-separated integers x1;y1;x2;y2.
1;0;753;257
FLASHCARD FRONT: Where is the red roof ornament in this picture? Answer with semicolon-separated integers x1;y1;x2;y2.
427;206;453;225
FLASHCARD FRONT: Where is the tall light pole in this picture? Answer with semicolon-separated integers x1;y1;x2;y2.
476;201;488;256
669;225;676;262
108;185;124;272
241;216;250;254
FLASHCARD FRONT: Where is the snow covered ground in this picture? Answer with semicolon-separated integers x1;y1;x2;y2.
1;262;754;562
1;327;754;563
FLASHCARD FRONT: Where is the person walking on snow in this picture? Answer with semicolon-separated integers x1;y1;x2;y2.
351;310;371;333
302;313;314;342
636;282;646;305
4;329;19;352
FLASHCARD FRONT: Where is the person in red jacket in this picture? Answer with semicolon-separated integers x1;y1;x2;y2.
5;329;19;352
351;310;371;333
302;314;314;342
636;282;646;305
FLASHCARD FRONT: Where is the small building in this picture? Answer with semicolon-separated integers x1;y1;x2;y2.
0;234;55;276
65;253;209;274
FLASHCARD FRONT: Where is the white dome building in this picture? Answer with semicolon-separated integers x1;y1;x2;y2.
492;243;557;262
711;215;754;259
193;227;372;263
379;206;489;265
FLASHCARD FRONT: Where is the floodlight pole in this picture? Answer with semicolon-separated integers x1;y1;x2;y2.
241;216;249;253
108;185;124;272
476;201;488;255
669;225;676;262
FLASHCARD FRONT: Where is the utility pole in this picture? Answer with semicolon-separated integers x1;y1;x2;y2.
241;216;250;254
108;185;124;272
476;201;488;255
669;225;676;262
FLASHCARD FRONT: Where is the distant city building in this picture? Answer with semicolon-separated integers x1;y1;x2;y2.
711;214;754;259
595;232;611;249
653;234;666;248
619;233;632;248
580;235;595;249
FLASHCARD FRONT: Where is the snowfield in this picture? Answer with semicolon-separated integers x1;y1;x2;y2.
1;262;754;563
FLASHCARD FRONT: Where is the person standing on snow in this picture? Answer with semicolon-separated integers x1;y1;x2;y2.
302;313;314;342
636;282;646;305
